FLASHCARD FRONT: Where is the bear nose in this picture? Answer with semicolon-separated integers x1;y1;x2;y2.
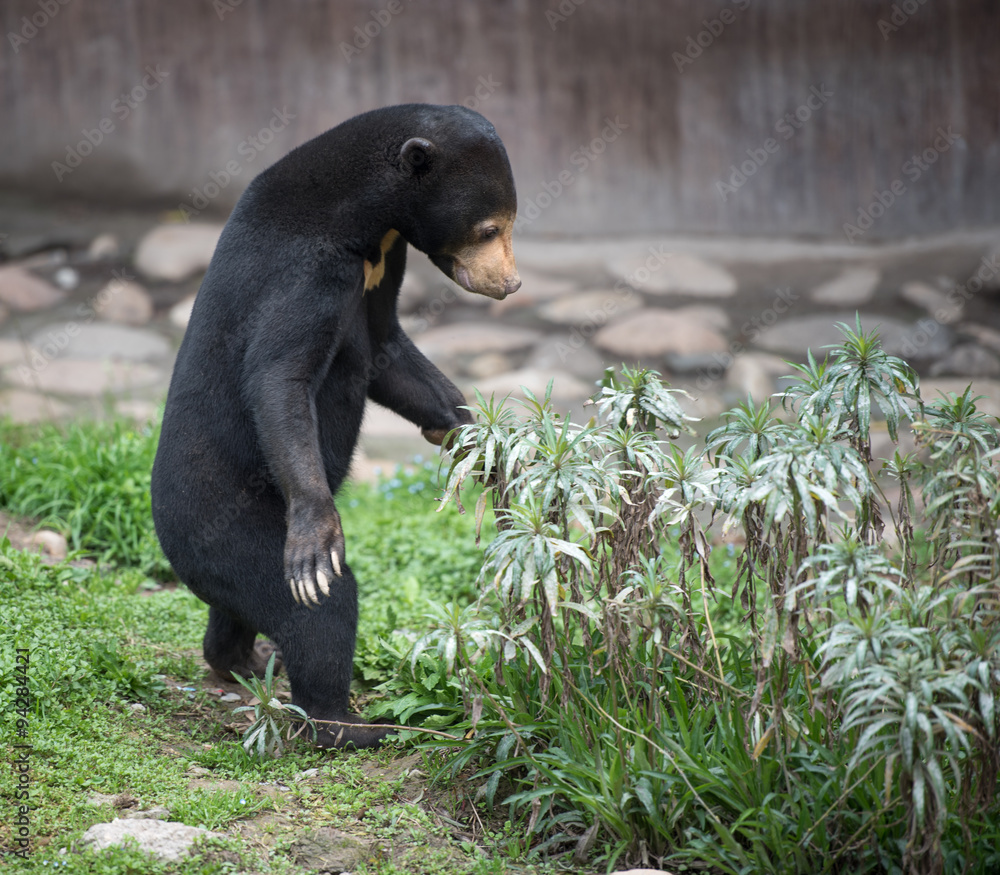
505;275;522;295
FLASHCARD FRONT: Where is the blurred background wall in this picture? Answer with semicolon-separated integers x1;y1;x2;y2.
2;0;997;239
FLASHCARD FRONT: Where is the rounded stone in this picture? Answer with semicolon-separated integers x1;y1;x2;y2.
416;323;542;358
6;359;165;396
594;308;729;359
538;289;643;326
0;264;66;312
134;223;224;282
607;251;737;297
810;267;880;305
27;529;68;562
29;323;170;362
95;280;155;326
753;312;951;360
169;294;198;329
82;818;221;862
470;367;592;402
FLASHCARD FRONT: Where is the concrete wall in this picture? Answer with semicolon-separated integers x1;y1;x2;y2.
1;0;997;239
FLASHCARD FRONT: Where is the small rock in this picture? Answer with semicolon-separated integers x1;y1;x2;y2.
607;250;737;297
129;703;147;713
416;323;541;358
28;323;170;362
95;280;154;326
0;265;66;312
0;390;71;423
134;223;224;282
53;266;80;291
82;818;220;861
594;308;728;359
219;692;242;703
87;233;120;260
810;267;880;305
900;280;963;323
290;827;374;872
169;294;198;329
538;289;642;326
465;352;513;379
26;530;68;562
929;344;1000;378
470;367;592;402
5;359;164;396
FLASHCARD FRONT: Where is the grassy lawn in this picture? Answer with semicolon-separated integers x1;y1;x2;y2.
0;420;555;875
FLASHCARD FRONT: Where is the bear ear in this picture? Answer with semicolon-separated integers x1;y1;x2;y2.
400;137;436;171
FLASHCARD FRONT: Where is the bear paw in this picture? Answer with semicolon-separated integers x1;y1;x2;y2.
284;504;345;607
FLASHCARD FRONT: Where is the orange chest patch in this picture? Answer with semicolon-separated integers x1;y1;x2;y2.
363;229;400;292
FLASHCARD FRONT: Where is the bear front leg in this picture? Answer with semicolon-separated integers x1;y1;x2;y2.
366;327;473;445
244;306;356;609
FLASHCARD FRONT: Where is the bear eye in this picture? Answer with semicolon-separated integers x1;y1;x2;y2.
481;226;499;241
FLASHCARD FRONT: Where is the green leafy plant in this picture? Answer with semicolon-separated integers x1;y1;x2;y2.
231;652;315;758
386;318;1000;874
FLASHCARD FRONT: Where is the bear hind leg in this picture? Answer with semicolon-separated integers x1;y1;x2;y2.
204;607;283;681
271;566;392;750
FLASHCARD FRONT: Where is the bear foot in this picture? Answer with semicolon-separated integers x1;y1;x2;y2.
311;714;395;750
209;640;283;683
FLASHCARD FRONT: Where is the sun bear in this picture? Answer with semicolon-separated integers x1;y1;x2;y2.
151;104;520;748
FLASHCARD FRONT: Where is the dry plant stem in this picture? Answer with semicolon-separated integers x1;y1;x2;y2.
701;562;724;682
310;718;463;741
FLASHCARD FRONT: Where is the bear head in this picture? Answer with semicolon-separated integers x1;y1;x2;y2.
395;106;521;301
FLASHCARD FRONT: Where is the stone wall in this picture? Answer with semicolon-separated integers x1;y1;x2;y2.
1;0;997;239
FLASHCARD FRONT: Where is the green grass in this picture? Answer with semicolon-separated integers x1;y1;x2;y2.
0;416;541;874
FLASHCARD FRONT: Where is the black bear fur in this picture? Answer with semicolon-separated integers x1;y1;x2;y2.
151;104;520;748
